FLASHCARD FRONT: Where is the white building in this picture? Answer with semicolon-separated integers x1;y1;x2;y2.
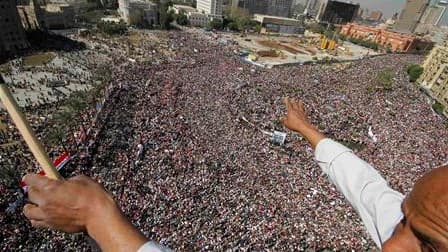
187;12;209;26
118;0;157;26
171;4;210;27
196;0;223;18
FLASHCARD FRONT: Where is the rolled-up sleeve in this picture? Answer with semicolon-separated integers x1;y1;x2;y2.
137;241;172;252
315;138;405;248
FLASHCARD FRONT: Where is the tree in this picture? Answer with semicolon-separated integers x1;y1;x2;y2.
226;7;257;32
47;125;68;151
227;21;239;31
67;90;88;114
159;1;175;29
407;64;424;82
176;10;189;26
376;68;394;90
208;19;223;30
433;101;445;115
97;21;127;35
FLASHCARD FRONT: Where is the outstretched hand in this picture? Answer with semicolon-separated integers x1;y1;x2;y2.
280;97;313;133
280;97;325;149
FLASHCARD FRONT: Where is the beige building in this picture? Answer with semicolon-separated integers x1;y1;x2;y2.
394;0;430;34
419;41;448;117
17;0;75;30
0;0;29;58
254;14;304;34
118;0;158;26
171;4;209;27
196;0;223;19
17;0;43;30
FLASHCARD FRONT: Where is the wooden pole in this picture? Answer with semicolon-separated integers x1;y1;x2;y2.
0;78;62;180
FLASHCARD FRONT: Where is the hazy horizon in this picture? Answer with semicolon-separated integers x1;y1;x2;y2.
296;0;406;19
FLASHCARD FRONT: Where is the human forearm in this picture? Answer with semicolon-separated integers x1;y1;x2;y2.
87;205;148;252
23;175;148;252
296;123;325;150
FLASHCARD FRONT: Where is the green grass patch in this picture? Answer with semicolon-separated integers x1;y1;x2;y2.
23;52;55;66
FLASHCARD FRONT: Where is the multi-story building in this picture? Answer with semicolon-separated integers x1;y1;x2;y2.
17;0;43;30
419;41;448;117
304;0;320;17
267;0;293;17
118;0;158;26
171;4;209;26
438;1;448;26
254;14;305;34
0;0;29;58
196;0;223;18
394;0;430;34
234;0;269;15
316;0;359;24
41;4;75;29
340;23;434;53
369;11;383;22
233;0;293;18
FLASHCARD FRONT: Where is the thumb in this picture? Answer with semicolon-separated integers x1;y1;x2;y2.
280;116;287;126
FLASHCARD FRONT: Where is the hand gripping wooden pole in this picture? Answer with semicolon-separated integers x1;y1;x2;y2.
0;77;62;180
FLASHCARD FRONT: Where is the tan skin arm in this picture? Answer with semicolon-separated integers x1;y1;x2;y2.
280;97;325;149
23;174;148;252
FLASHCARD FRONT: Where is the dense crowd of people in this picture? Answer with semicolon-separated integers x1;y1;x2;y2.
1;29;448;251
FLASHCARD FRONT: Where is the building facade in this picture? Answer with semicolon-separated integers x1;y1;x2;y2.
419;41;448;117
369;11;383;22
316;0;359;24
0;0;29;58
118;0;157;26
340;23;434;53
267;0;293;17
235;0;269;15
254;14;304;34
42;4;75;29
17;0;44;30
304;0;320;17
394;0;430;34
171;4;209;27
196;0;223;18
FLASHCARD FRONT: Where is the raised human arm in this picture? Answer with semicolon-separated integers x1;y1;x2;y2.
280;97;325;149
23;174;148;252
280;97;404;248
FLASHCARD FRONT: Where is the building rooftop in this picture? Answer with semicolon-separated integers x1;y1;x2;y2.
253;14;299;22
173;4;197;13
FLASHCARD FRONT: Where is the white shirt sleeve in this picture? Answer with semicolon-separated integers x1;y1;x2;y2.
137;241;172;252
315;138;405;248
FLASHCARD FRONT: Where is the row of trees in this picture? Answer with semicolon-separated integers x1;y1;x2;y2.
97;20;128;35
45;66;112;148
223;7;260;32
174;7;261;32
341;36;380;51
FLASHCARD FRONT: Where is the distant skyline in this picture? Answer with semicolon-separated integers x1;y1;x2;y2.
296;0;406;19
349;0;406;19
